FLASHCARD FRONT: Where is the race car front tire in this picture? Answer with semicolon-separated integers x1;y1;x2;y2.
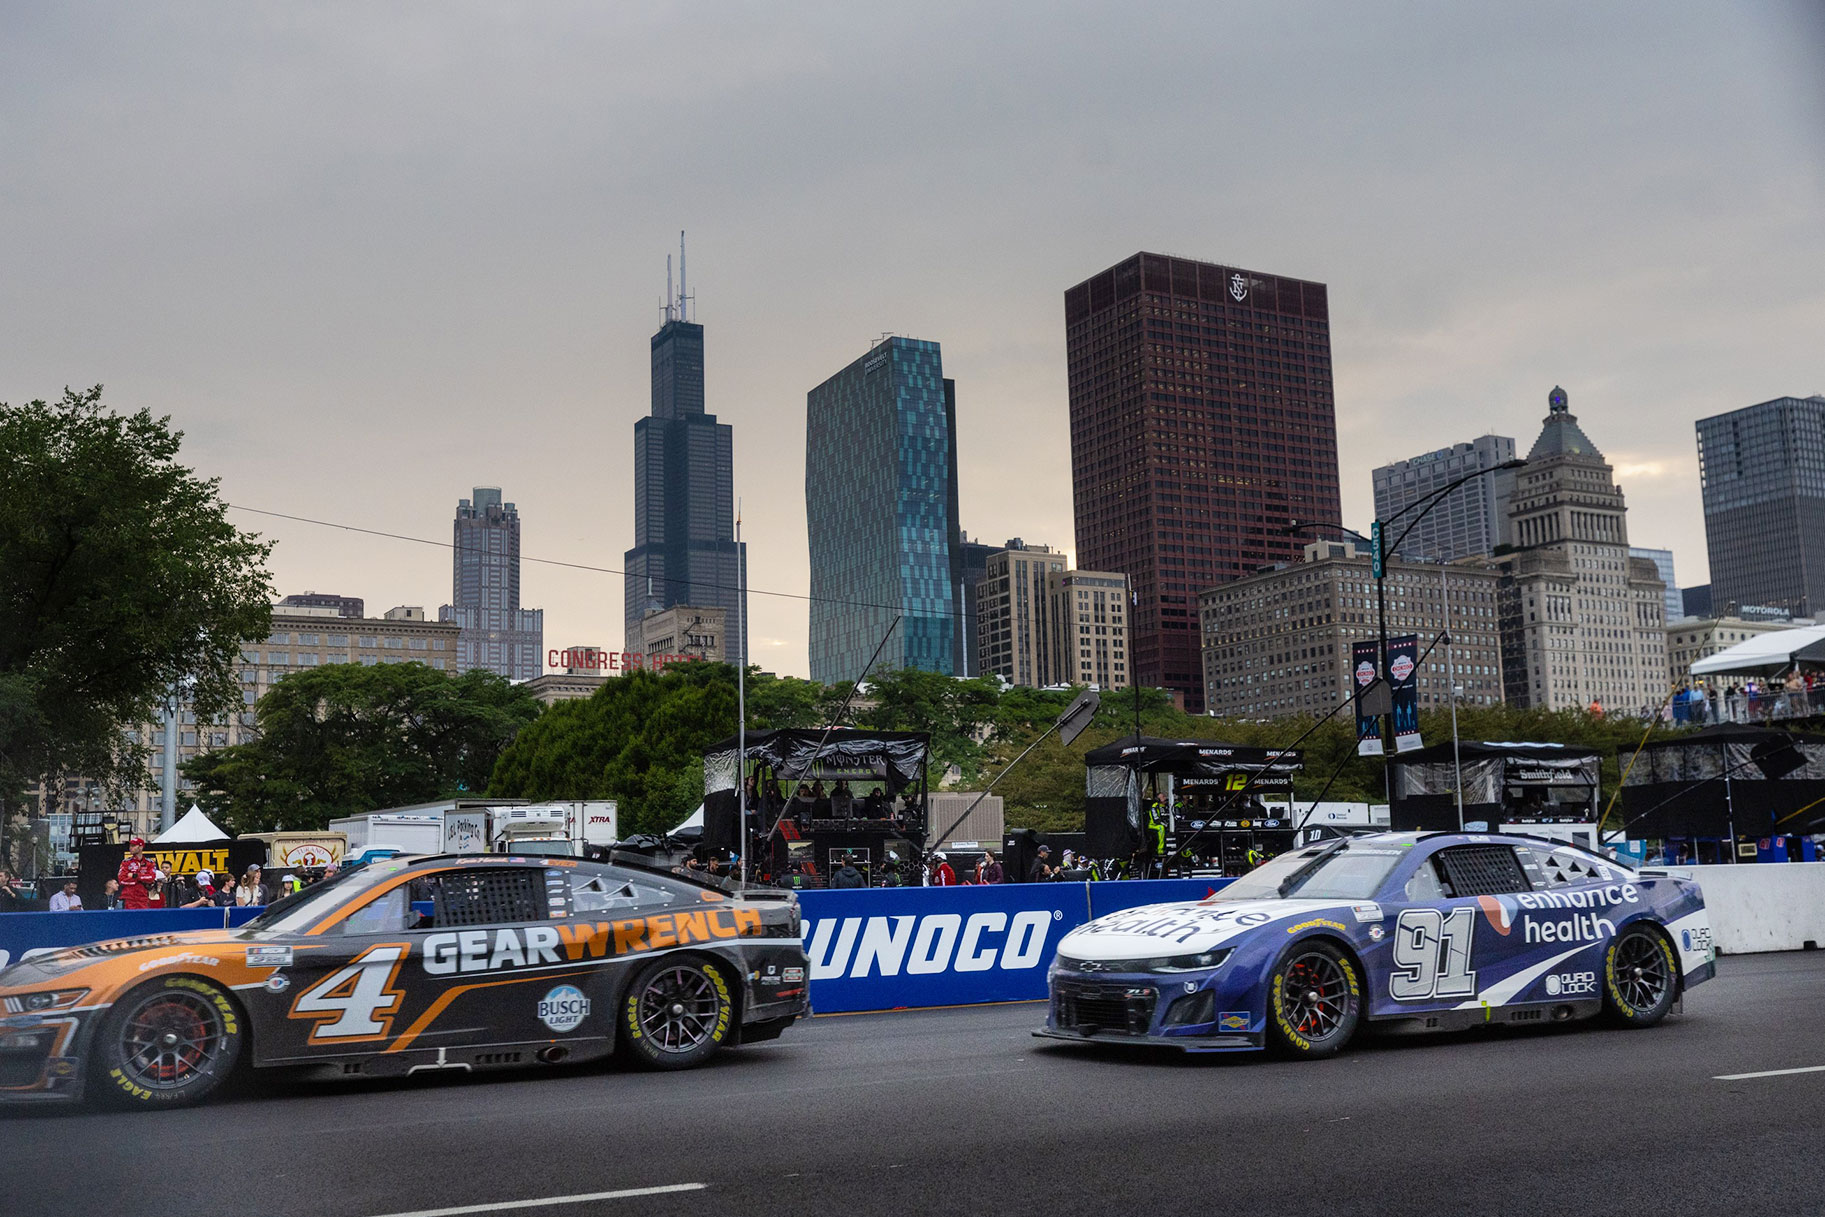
1601;925;1678;1028
1266;940;1362;1059
93;975;245;1109
619;955;736;1070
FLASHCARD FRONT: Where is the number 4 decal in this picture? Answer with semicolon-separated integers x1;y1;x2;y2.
1390;907;1477;1001
289;943;410;1044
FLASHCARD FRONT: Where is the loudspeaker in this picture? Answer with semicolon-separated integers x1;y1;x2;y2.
1004;828;1040;883
1085;797;1141;858
703;794;740;853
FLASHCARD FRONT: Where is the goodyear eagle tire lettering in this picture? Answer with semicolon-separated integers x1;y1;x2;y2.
1601;925;1678;1028
1265;940;1362;1059
94;975;245;1110
619;955;734;1072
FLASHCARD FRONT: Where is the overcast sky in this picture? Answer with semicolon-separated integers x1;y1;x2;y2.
6;3;1822;678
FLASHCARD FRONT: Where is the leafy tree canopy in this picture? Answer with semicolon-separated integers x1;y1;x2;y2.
0;387;274;805
488;663;741;836
183;662;541;833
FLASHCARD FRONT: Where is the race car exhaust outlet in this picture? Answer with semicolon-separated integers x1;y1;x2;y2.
538;1046;570;1064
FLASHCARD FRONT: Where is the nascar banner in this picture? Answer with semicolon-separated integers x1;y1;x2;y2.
1388;633;1423;753
1352;640;1383;756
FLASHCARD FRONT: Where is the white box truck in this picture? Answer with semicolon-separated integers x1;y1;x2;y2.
491;801;618;857
328;812;446;857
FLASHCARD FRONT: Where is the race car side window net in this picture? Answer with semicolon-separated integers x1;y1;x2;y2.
432;868;546;927
1434;845;1531;898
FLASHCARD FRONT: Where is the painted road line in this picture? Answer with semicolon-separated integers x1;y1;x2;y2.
368;1183;708;1217
1712;1065;1825;1081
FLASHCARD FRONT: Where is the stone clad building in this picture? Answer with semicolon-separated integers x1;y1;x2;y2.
1492;388;1667;713
1199;542;1504;719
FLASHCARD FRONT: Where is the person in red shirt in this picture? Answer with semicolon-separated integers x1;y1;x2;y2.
116;837;159;909
926;852;957;887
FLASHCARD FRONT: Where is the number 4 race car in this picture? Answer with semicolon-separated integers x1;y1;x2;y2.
1037;831;1715;1057
0;854;810;1108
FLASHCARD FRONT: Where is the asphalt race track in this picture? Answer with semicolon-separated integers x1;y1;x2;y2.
16;952;1825;1217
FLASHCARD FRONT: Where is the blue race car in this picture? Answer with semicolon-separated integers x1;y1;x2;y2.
1036;831;1714;1057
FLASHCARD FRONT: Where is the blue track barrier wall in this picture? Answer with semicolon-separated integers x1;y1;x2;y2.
0;881;1237;1014
796;877;1234;1014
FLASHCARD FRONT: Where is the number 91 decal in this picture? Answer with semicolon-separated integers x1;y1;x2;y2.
1390;908;1477;1001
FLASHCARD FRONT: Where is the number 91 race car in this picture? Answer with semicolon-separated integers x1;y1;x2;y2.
0;854;809;1108
1037;831;1714;1057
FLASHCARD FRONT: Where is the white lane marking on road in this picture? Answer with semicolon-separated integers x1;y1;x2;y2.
366;1183;706;1217
1712;1065;1825;1081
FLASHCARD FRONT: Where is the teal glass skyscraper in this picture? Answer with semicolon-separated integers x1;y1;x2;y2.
805;337;963;682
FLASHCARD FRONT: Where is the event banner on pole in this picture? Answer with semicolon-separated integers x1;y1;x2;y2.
1388;633;1423;753
1351;640;1383;756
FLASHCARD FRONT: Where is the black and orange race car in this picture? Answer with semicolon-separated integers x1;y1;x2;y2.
0;853;810;1108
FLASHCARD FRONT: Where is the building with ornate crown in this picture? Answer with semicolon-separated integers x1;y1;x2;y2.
1491;387;1668;713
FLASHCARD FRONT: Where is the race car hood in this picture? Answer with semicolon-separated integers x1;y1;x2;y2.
1056;898;1378;960
0;928;254;993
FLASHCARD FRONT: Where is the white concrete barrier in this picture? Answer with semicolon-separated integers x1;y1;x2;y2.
1667;863;1825;954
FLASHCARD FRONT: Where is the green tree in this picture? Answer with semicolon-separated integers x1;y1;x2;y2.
488;663;739;835
0;386;274;815
183;662;541;833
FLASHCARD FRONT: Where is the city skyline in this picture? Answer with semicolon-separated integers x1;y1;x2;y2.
5;5;1821;680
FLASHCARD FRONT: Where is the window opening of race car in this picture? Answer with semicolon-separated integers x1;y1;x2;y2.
1209;840;1406;901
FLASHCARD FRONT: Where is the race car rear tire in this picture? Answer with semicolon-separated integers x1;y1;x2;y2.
1266;940;1362;1059
93;975;245;1109
1601;925;1678;1028
619;955;736;1071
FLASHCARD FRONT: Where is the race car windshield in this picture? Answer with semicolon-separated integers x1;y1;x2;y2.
1211;844;1406;901
240;866;409;935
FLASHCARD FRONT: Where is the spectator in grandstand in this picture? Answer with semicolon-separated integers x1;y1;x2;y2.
100;877;122;909
0;868;20;913
1028;844;1056;883
975;852;1003;884
830;779;855;820
145;869;169;908
213;873;238;907
927;852;958;886
236;865;269;906
829;857;866;889
49;879;84;912
116;837;158;909
181;870;216;908
321;861;340;883
863;787;887;819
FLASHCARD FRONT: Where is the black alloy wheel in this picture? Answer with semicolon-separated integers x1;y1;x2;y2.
95;976;244;1108
1267;941;1361;1058
1602;926;1678;1027
620;957;734;1070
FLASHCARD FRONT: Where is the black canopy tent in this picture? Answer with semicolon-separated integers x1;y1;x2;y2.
1388;741;1601;833
1616;723;1825;852
1082;735;1302;870
702;728;931;886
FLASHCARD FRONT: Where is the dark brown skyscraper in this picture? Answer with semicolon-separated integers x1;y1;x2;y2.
1065;252;1341;712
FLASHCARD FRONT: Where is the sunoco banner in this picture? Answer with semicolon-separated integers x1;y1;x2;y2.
1352;640;1383;756
1389;633;1422;753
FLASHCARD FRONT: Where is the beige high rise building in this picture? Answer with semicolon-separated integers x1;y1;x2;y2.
635;604;728;663
1200;543;1504;719
976;542;1067;687
1493;388;1667;713
1048;570;1130;690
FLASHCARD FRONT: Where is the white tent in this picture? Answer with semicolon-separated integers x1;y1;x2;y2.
152;804;230;843
1689;624;1825;678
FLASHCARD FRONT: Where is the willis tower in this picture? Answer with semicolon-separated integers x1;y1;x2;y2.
623;234;747;657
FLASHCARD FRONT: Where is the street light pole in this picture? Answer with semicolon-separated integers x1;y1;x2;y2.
1285;457;1524;760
